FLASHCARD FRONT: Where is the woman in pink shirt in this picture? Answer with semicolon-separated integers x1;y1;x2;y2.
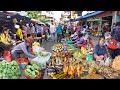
76;25;81;32
43;24;49;41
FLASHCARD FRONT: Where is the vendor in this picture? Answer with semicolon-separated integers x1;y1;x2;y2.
15;25;23;41
0;28;12;52
74;33;85;47
11;37;35;60
94;37;108;61
80;37;94;50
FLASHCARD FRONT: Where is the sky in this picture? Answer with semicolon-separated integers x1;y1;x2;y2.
52;11;63;22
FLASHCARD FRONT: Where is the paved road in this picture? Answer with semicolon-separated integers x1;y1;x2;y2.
42;36;99;51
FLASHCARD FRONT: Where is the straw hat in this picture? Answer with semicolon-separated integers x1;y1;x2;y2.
107;39;118;50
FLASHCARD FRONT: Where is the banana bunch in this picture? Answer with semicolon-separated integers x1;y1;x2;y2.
81;47;87;55
51;72;73;79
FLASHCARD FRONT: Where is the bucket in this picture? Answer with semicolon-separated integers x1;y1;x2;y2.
86;52;93;62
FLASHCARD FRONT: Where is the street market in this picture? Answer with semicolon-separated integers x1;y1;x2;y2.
0;11;120;79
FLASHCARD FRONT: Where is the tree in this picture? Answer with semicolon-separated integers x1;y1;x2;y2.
40;15;47;22
25;11;41;20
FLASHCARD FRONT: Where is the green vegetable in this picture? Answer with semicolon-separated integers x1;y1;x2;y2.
0;61;21;79
25;63;41;79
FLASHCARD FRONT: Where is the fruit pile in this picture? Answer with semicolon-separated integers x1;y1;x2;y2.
0;61;21;79
25;63;42;79
52;44;64;52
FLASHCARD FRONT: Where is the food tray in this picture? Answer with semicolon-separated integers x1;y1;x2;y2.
96;70;120;79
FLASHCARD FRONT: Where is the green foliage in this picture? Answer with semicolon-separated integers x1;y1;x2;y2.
26;11;47;22
26;11;41;20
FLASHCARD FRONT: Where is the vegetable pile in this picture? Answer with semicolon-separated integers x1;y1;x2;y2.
38;52;49;57
30;61;46;70
0;61;21;79
25;63;42;79
52;44;64;52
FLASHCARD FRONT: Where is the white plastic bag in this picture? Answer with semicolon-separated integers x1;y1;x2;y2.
32;46;44;54
47;34;51;39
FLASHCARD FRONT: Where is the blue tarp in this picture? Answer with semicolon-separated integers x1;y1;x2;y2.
73;11;104;22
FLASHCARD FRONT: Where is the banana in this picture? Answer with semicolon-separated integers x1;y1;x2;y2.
58;74;67;79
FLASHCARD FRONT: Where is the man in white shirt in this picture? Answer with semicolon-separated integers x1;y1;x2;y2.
50;23;56;41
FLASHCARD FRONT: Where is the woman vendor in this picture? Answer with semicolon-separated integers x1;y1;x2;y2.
74;33;86;48
80;37;94;50
0;28;13;54
94;37;108;61
11;37;35;60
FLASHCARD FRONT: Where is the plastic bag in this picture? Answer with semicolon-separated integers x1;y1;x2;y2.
32;46;44;55
47;34;51;39
3;51;12;62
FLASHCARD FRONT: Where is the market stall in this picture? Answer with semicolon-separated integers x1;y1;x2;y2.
1;36;120;79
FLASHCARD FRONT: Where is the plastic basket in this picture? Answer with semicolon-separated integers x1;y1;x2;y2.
17;58;29;70
24;69;42;79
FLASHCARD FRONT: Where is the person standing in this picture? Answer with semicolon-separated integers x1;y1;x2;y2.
50;23;56;42
15;25;23;41
35;23;42;44
43;24;49;41
8;18;18;39
111;22;120;42
56;23;63;42
30;23;35;38
26;23;31;36
62;25;67;38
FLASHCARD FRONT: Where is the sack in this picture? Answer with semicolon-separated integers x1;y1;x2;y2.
3;51;12;62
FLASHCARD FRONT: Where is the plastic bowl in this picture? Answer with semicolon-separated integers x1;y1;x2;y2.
19;65;27;70
17;58;29;69
24;69;42;79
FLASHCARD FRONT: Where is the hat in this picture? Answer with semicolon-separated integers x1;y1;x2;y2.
25;37;34;44
15;25;20;29
107;39;118;50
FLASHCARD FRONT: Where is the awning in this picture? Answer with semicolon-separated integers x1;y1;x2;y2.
82;11;104;19
87;19;108;22
73;11;105;22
